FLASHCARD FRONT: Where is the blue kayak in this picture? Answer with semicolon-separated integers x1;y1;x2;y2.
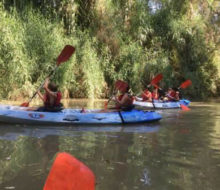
133;99;190;109
0;104;162;125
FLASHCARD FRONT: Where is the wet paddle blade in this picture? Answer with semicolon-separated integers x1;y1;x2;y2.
150;73;163;85
56;45;75;65
44;152;95;190
179;80;192;89
180;104;190;111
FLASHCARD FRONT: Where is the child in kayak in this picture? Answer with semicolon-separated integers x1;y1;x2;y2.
113;85;134;111
141;88;152;102
37;78;63;112
164;87;180;101
172;87;180;101
152;87;159;100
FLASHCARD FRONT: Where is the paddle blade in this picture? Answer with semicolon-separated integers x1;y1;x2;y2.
56;45;75;65
150;73;163;85
20;102;29;107
115;80;128;93
180;104;190;111
44;152;95;190
179;80;192;89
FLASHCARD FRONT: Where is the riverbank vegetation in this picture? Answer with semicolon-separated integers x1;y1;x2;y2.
0;0;219;100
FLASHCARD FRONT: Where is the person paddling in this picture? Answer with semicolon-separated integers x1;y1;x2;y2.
141;87;152;102
113;85;134;111
152;87;159;100
164;87;179;101
37;78;63;112
172;87;180;101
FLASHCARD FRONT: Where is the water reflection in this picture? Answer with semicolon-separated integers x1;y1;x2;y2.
0;124;160;140
1;100;220;190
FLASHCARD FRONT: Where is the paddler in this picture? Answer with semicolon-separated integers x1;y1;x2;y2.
37;78;63;112
152;87;159;100
164;87;180;101
141;87;152;102
113;85;134;111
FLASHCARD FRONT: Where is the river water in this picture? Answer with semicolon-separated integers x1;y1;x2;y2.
0;99;220;190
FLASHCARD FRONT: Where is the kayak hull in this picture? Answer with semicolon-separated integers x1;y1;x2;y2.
133;99;190;109
0;105;162;125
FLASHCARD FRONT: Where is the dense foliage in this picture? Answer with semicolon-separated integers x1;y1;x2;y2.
0;0;219;100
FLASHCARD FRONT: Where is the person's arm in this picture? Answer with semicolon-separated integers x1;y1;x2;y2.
44;86;57;98
37;91;44;101
112;95;120;106
114;94;130;106
43;78;57;98
165;92;175;100
175;92;180;101
142;91;152;101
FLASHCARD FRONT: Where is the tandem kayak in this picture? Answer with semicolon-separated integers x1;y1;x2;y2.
0;104;162;125
133;99;190;109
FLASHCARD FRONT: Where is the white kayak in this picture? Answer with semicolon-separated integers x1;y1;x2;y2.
0;104;162;125
133;98;190;109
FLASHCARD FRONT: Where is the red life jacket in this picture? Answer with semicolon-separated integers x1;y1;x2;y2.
44;91;62;107
142;90;152;101
167;90;176;101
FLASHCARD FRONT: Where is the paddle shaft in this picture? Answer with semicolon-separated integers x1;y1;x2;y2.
152;99;156;109
26;65;59;104
118;111;125;124
150;73;163;85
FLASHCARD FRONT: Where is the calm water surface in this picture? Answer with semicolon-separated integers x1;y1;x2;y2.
0;99;220;190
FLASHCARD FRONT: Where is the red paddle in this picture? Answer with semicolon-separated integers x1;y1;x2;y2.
153;79;192;90
21;45;75;107
179;80;192;89
150;73;163;86
138;73;163;95
178;80;192;110
180;104;190;111
43;152;95;190
115;80;128;93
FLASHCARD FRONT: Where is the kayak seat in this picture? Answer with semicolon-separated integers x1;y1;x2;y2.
36;103;64;112
121;105;135;111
